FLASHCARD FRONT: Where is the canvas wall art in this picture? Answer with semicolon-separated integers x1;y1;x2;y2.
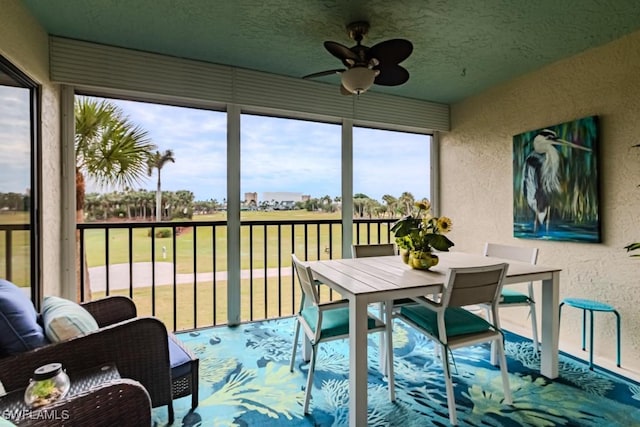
513;116;600;242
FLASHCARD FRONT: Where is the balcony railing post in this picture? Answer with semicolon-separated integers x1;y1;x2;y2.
5;229;12;282
79;228;85;302
105;228;110;296
192;225;198;329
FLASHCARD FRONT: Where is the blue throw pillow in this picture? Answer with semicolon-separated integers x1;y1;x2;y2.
0;279;48;356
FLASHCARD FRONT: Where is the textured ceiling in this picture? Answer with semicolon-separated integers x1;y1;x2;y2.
21;0;640;104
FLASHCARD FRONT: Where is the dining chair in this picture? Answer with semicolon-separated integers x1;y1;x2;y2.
394;263;512;425
351;243;396;258
289;254;395;414
483;242;540;352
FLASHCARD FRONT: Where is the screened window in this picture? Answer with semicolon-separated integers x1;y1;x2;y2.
353;127;432;218
0;57;39;302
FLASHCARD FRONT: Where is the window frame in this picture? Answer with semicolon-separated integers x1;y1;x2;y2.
0;55;41;307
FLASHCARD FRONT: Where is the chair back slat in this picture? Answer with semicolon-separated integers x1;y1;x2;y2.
291;254;319;305
351;243;396;258
443;264;508;307
483;243;538;264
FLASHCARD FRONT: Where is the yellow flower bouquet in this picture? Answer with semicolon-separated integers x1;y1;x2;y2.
391;200;454;269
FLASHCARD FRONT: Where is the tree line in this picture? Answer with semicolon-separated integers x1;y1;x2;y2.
84;189;194;221
80;189;422;221
0;191;30;212
297;192;420;218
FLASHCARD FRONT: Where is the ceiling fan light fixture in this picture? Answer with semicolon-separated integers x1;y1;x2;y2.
341;67;379;94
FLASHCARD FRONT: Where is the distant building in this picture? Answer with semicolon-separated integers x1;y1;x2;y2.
263;192;303;203
244;192;258;207
301;194;311;202
263;192;303;210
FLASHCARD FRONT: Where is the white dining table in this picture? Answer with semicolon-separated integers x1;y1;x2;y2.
307;251;561;427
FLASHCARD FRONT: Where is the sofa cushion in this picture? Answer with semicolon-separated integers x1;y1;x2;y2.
0;417;16;427
41;296;99;342
168;335;192;378
0;279;48;356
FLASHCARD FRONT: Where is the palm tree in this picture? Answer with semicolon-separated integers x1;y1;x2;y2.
147;149;175;221
75;97;155;300
382;194;398;218
398;192;415;215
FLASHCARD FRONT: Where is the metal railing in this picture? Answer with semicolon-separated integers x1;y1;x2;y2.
0;223;30;284
77;218;396;331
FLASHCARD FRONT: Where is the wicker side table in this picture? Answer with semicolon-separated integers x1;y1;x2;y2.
0;364;120;425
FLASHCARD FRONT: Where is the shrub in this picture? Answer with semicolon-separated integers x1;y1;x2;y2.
147;228;172;238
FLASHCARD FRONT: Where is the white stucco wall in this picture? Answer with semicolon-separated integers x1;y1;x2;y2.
0;0;62;297
442;30;640;371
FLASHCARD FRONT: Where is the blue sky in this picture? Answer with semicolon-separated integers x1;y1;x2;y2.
0;87;31;195
104;97;432;203
0;90;431;203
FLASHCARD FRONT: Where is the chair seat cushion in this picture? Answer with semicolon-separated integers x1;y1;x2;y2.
562;297;615;312
168;335;193;378
301;306;379;340
500;288;531;304
400;305;492;339
41;296;99;342
0;279;48;356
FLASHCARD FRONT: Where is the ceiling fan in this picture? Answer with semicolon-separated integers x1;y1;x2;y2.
303;21;413;95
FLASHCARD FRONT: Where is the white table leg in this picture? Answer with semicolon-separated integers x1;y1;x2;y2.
384;300;395;401
378;302;385;375
349;296;369;426
540;271;559;378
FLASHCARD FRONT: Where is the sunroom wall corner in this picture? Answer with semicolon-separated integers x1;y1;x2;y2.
441;28;640;372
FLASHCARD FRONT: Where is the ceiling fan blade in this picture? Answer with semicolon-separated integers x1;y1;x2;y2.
324;41;359;64
374;64;410;86
368;39;413;65
303;69;345;79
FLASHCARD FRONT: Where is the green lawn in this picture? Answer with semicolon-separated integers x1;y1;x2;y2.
92;275;337;330
86;210;390;329
4;210;390;329
84;210;393;273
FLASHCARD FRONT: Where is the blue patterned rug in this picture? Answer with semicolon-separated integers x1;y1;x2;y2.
153;317;640;426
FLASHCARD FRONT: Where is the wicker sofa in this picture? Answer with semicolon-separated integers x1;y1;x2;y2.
0;296;198;424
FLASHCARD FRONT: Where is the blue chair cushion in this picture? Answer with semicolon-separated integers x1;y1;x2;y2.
400;305;492;339
0;279;48;356
168;336;192;378
301;306;378;340
500;288;531;304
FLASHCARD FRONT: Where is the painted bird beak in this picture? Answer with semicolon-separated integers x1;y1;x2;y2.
552;138;592;151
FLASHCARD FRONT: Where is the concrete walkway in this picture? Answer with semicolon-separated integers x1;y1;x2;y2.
89;262;293;292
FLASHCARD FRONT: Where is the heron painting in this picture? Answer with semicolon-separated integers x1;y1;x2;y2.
513;116;600;242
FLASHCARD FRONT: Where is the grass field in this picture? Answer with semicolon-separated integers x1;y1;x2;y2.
86;210;390;329
84;210;393;272
4;210;390;329
92;275;338;330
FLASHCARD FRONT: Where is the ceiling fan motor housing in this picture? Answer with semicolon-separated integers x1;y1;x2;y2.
347;21;370;42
